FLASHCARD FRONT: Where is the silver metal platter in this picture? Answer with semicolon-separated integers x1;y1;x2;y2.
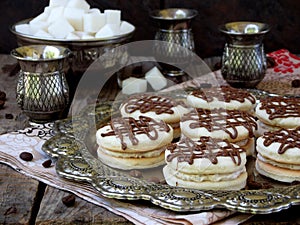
42;89;300;214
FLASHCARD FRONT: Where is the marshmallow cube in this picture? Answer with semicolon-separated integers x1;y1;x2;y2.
64;7;85;31
66;32;81;40
67;0;90;12
15;24;32;35
83;11;106;33
120;21;135;34
122;77;147;95
95;24;120;38
30;12;49;24
48;18;75;39
47;6;65;23
34;30;53;38
104;10;121;25
29;21;48;34
81;33;95;39
145;66;167;91
49;0;68;7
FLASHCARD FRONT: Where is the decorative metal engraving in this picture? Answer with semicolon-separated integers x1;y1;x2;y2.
42;95;300;214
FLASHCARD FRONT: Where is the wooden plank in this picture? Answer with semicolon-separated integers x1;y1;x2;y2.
0;163;39;225
36;186;133;225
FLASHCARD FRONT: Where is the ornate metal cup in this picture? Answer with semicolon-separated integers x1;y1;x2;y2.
11;45;71;122
150;8;198;76
219;21;270;88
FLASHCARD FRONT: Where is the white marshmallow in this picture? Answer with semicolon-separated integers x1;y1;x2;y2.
67;0;90;12
66;32;81;40
15;24;32;35
48;18;75;39
122;77;147;95
29;21;48;34
83;11;105;33
145;67;167;91
95;24;120;38
120;21;134;34
34;30;53;38
81;33;95;39
47;6;65;23
104;9;121;25
64;7;85;31
30;12;49;24
49;0;68;7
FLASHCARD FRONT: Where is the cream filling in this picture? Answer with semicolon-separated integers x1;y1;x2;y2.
257;153;300;170
172;166;246;182
99;146;165;159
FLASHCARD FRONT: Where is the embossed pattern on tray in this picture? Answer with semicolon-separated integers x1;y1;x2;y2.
42;90;300;214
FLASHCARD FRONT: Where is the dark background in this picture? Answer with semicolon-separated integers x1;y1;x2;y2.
1;0;300;58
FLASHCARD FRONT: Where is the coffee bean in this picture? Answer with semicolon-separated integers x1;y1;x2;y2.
42;159;52;168
147;177;160;184
62;194;76;207
291;79;300;88
0;100;4;109
0;91;6;100
19;152;33;161
129;170;143;178
5;113;13;119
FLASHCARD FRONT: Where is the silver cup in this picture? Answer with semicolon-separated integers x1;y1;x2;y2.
150;8;198;76
219;21;270;88
11;45;71;122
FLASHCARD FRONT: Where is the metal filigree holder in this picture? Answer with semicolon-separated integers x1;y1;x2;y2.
42;97;300;214
220;21;270;88
11;45;70;122
150;8;198;77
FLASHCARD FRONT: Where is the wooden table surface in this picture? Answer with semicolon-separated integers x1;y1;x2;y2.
0;54;300;225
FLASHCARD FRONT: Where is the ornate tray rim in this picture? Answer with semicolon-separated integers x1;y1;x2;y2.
42;91;300;214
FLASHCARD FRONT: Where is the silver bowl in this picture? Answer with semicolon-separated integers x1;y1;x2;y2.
10;19;135;75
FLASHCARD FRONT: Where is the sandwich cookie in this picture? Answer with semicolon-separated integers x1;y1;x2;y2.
163;136;247;190
255;96;300;136
186;85;257;111
120;93;189;138
96;116;173;170
255;127;300;183
180;108;257;156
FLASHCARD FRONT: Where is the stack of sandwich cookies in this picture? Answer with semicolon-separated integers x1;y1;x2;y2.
180;108;257;156
186;86;257;111
163;137;247;190
120;93;190;138
96;116;173;170
255;127;300;183
255;96;300;136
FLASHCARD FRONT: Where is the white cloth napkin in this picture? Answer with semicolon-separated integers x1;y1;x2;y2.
0;123;252;225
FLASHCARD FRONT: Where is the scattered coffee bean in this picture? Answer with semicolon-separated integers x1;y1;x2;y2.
266;57;276;68
42;159;52;168
147;176;160;184
0;91;6;100
4;206;17;215
129;170;143;178
0;100;4;109
5;113;13;119
62;194;76;207
19;152;33;161
291;79;300;88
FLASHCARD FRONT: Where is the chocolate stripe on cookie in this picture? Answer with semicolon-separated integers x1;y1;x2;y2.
190;86;256;104
166;137;245;165
101;116;170;150
262;127;300;154
259;96;300;119
181;109;257;139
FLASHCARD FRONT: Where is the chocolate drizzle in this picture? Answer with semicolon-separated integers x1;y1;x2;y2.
191;86;256;104
123;94;179;115
166;137;245;165
262;127;300;154
101;116;170;150
259;96;300;120
181;108;257;139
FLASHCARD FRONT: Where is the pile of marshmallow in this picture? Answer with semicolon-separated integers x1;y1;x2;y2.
14;0;135;40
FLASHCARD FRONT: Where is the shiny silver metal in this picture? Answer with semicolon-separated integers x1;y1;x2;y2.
10;19;135;74
219;21;270;88
150;8;198;76
11;45;71;122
